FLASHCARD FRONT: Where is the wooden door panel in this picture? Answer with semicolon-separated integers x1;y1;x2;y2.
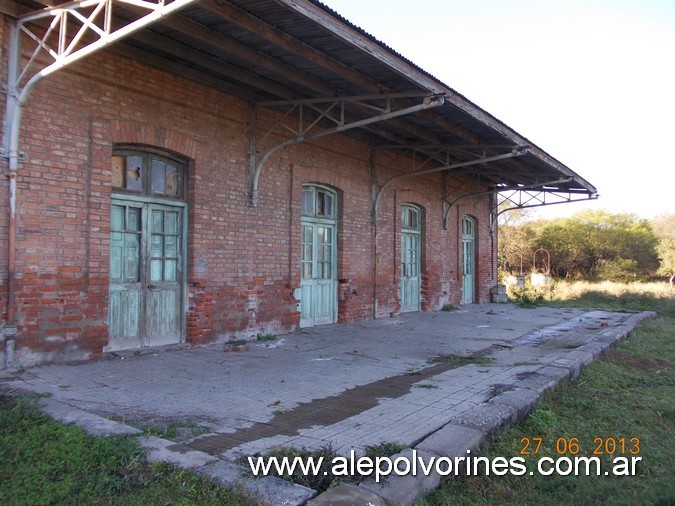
300;221;336;327
461;217;475;304
400;231;420;312
146;288;180;344
145;205;182;346
108;200;184;350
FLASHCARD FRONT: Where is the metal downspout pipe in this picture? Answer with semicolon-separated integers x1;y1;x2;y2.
3;0;200;368
3;21;23;369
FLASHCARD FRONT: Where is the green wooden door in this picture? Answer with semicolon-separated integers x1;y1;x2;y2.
461;216;475;304
109;202;143;350
108;199;184;350
300;222;337;327
145;205;183;345
300;186;337;327
400;205;421;312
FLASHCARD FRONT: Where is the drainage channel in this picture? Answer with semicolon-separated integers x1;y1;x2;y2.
187;360;465;456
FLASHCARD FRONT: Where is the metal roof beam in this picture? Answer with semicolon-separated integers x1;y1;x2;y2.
125;29;299;99
497;188;598;215
158;12;338;97
247;93;445;206
374;147;529;224
156;12;460;147
374;143;521;173
111;41;262;101
201;0;385;95
443;177;597;231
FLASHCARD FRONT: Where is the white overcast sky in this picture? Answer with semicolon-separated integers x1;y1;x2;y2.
321;0;675;220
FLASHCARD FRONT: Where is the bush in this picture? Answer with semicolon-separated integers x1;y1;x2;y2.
507;285;546;308
594;257;638;281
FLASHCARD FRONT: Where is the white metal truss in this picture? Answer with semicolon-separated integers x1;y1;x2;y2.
3;0;199;167
247;93;445;206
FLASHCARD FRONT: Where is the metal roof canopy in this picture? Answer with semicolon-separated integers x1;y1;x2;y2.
4;0;598;218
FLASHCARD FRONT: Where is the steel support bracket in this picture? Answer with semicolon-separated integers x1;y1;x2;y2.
372;147;529;225
247;93;445;206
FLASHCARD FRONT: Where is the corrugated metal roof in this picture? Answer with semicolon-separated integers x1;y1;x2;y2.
12;0;596;195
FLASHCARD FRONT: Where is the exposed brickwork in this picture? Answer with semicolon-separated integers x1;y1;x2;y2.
0;16;496;368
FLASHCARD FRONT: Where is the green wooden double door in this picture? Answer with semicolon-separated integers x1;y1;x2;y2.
108;198;185;351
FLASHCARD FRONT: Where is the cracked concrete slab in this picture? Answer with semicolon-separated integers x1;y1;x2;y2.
307;483;386;506
199;459;316;506
358;449;441;506
37;397;142;437
139;436;218;468
415;423;484;458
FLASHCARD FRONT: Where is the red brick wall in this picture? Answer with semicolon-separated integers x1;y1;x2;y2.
0;15;496;368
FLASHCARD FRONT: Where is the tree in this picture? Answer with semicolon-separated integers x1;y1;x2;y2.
651;213;675;276
498;209;660;280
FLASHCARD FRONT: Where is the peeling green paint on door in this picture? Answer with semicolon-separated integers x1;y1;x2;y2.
400;205;421;313
461;215;475;304
108;198;184;350
300;186;337;327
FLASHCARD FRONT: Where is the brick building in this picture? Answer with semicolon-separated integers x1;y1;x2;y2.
0;0;596;369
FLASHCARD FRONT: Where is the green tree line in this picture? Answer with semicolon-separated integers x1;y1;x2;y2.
499;209;674;280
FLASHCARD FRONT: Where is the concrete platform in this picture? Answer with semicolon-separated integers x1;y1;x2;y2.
1;305;654;505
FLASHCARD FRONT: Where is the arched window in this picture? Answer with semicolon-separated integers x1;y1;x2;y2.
302;185;335;219
111;148;186;200
401;205;420;232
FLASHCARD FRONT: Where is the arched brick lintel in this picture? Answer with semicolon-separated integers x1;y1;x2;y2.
111;120;198;160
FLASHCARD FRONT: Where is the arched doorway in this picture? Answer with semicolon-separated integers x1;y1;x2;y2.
300;185;338;327
461;215;476;304
400;204;421;312
108;148;187;350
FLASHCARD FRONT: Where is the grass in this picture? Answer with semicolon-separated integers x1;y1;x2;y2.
225;339;248;347
364;441;407;460
241;441;407;493
427;354;494;366
140;421;211;443
256;333;276;341
418;281;675;506
548;280;675;318
0;396;257;506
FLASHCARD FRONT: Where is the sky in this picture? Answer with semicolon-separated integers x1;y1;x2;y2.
321;0;675;221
